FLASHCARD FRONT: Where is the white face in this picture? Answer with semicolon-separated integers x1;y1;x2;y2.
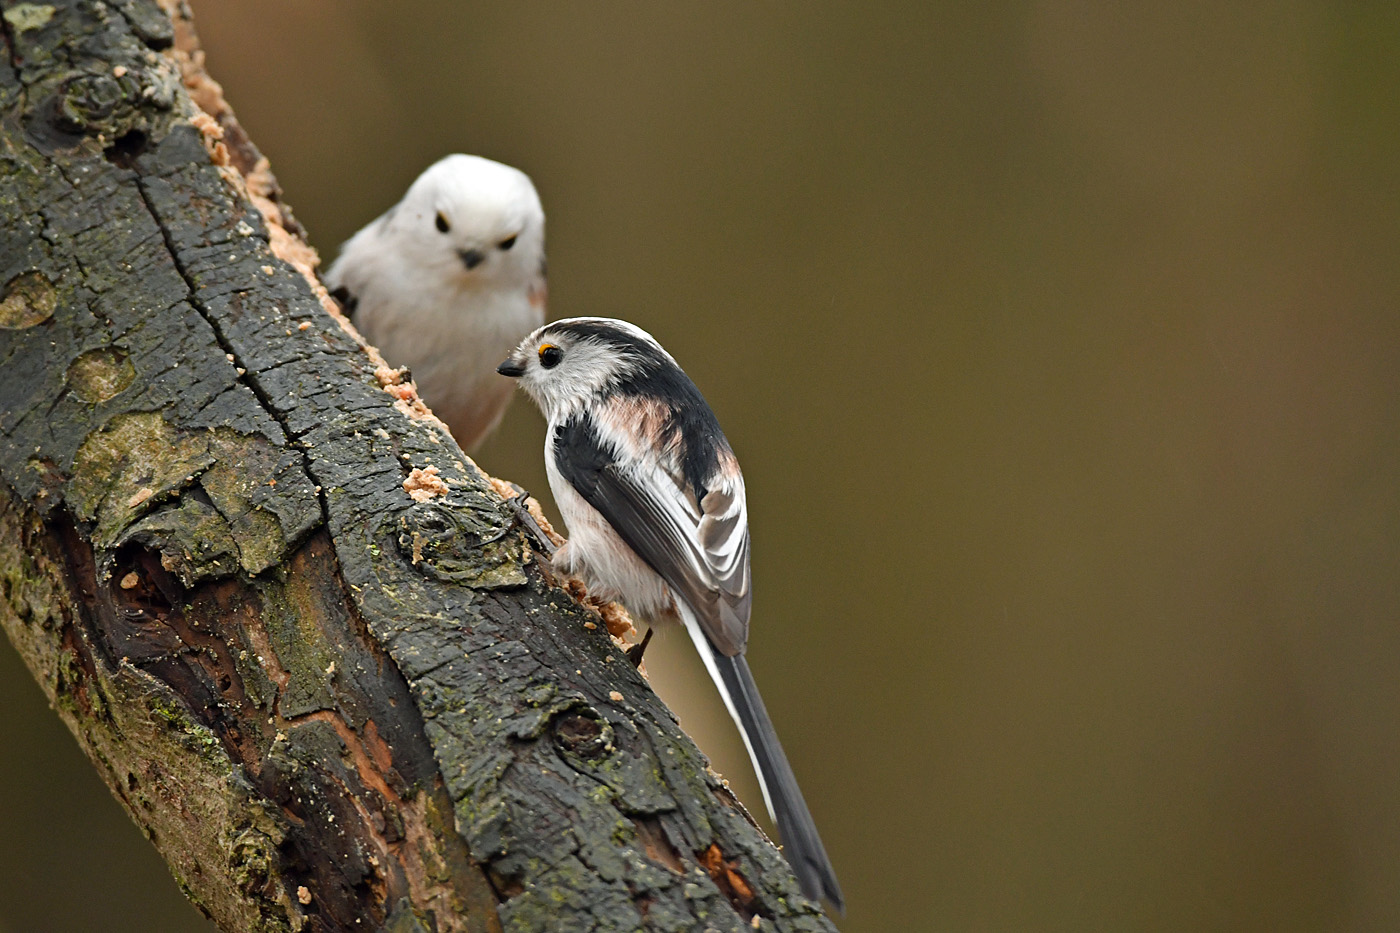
388;154;545;289
501;319;662;421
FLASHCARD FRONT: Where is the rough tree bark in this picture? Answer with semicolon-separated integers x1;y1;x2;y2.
0;3;839;931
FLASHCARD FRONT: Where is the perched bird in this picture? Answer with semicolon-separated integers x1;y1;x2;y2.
498;318;844;910
325;154;547;450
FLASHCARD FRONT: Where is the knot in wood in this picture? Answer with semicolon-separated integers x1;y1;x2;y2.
551;709;614;762
392;505;526;589
55;72;134;133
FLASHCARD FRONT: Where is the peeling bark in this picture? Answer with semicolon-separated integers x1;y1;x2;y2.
0;2;838;931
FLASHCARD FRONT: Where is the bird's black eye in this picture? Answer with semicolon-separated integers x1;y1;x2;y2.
435;212;451;233
539;344;563;369
498;234;518;251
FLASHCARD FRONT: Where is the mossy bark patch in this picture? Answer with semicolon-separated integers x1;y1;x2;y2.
2;4;55;33
67;412;318;576
68;411;217;547
0;271;57;328
66;346;136;402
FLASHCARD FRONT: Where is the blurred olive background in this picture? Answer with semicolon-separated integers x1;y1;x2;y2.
4;2;1400;931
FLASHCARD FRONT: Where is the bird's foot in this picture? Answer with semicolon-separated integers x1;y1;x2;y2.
625;628;654;668
505;484;557;557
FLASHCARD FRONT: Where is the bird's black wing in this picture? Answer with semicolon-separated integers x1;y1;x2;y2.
552;411;751;655
555;410;843;910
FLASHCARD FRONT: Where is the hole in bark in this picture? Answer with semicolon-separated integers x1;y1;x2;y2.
109;543;177;623
103;128;148;167
127;772;139;791
551;708;616;763
93;543;194;667
486;868;524;901
633;816;685;874
698;843;759;920
562;715;602;742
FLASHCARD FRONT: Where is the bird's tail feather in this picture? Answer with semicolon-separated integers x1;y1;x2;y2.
681;616;845;912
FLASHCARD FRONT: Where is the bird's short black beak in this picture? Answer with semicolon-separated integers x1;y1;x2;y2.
497;358;525;378
459;248;485;270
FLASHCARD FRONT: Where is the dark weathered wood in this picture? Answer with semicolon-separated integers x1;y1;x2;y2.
0;2;838;931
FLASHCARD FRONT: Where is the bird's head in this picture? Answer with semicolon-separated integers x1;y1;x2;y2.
389;154;545;290
497;318;674;420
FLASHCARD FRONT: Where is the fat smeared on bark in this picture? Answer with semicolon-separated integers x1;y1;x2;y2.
0;2;837;932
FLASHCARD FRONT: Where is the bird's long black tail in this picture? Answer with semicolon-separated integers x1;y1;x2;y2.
689;627;844;912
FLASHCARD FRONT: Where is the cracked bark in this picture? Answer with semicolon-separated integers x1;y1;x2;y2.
0;2;839;932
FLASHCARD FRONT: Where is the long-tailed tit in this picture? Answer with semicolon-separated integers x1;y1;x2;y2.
325;154;546;450
497;318;844;910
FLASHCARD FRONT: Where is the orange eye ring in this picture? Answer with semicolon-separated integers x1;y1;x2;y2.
539;344;563;368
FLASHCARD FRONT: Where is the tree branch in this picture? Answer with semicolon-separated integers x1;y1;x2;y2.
0;2;837;931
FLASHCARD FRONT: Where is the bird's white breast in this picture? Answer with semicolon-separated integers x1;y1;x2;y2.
357;274;543;450
543;424;677;621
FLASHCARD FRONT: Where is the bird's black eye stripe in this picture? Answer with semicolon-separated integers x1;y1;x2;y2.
435;212;451;233
498;234;518;251
539;344;564;368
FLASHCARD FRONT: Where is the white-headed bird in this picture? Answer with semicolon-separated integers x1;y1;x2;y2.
498;317;844;911
326;154;546;450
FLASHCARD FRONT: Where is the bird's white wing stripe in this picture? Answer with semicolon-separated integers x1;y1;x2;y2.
626;460;711;578
554;405;751;654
